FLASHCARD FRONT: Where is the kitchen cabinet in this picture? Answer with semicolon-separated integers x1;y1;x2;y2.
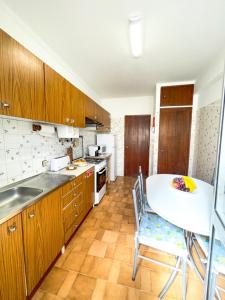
97;108;111;132
22;189;64;295
95;103;103;124
0;29;45;121
62;174;86;243
45;64;65;125
0;214;26;300
70;85;85;128
85;168;95;212
85;96;97;121
160;84;194;106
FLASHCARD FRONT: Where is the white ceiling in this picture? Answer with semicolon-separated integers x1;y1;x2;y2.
2;0;225;98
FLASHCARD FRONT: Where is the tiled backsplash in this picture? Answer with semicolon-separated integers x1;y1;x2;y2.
0;118;96;188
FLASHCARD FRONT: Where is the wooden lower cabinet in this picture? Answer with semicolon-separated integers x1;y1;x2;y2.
22;189;64;296
0;214;26;300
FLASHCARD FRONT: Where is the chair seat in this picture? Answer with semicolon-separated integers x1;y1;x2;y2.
138;213;187;257
195;234;225;274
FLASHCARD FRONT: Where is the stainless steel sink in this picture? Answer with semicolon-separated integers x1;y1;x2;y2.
0;187;43;209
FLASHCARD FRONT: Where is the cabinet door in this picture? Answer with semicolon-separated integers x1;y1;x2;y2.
0;29;45;120
85;169;95;213
95;103;103;124
40;189;64;270
85;97;96;121
22;202;45;295
22;189;64;295
62;80;72;125
71;86;85;128
45;64;65;124
0;214;26;300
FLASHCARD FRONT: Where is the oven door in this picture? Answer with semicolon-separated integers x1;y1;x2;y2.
97;167;107;192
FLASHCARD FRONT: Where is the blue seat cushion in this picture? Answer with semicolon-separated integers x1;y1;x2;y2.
138;213;187;257
195;234;225;274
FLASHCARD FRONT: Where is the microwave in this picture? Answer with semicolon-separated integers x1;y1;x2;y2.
98;144;107;154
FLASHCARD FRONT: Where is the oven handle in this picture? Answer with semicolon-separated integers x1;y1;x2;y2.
98;168;106;175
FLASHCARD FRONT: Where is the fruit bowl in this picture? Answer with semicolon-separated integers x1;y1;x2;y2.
171;176;196;193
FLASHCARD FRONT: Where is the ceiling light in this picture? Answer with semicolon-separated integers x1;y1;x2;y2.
129;13;143;58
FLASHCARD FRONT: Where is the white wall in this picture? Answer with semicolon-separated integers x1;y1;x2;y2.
100;96;154;176
0;1;99;102
195;52;225;108
192;52;225;183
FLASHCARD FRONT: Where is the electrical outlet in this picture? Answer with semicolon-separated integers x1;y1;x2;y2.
42;160;48;167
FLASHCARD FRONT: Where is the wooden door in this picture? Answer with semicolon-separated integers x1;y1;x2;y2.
85;97;96;121
0;29;45;120
158;108;192;175
0;214;26;300
124;115;151;177
45;64;65;124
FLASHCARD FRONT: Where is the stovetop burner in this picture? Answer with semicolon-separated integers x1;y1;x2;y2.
85;158;103;164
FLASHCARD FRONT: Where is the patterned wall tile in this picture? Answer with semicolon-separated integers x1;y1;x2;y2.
194;100;221;183
0;117;97;188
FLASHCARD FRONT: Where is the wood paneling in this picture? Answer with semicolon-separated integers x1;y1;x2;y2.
160;84;194;106
22;189;64;295
71;86;85;128
124;115;151;177
0;29;45;120
85;97;97;121
158;107;192;175
0;214;26;300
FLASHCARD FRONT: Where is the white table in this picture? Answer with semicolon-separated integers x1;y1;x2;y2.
146;174;214;236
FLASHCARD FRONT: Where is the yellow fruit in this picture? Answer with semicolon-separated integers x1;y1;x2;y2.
182;176;196;192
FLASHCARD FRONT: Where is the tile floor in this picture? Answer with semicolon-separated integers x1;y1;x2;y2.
33;177;204;300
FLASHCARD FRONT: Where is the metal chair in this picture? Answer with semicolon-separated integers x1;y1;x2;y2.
138;166;155;213
191;234;225;300
132;176;188;300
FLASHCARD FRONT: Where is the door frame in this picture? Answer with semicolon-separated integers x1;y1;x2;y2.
124;114;151;177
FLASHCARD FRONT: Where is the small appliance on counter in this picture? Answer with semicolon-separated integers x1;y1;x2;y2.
98;144;107;154
88;145;99;157
50;155;70;172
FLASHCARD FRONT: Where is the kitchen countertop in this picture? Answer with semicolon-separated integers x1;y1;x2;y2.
0;164;94;225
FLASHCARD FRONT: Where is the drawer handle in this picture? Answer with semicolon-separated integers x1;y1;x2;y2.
74;203;79;207
28;211;35;219
75;214;78;217
7;223;16;234
2;102;10;109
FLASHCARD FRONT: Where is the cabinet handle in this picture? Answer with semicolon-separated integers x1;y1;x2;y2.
28;211;35;219
74;203;78;207
7;223;16;234
66;117;70;123
75;214;78;217
71;119;75;124
1;102;10;109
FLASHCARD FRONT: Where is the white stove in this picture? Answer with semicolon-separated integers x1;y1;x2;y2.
85;158;107;205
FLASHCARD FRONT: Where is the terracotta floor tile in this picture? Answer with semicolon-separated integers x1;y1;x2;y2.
91;279;107;300
63;251;86;272
67;274;96;300
105;244;116;259
40;267;68;294
103;282;128;300
88;239;108;258
114;245;133;264
108;260;121;283
80;255;113;280
40;292;64;300
80;228;98;239
120;223;135;234
117;262;141;289
57;270;77;298
102;230;119;244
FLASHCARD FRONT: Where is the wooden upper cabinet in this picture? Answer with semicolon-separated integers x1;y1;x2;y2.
0;214;26;300
45;64;65;124
85;96;96;121
160;84;194;106
0;29;45;120
71;86;85;128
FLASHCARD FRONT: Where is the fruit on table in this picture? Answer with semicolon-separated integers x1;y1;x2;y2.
172;176;196;192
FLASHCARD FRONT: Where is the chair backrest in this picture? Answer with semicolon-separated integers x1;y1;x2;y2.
138;165;145;196
132;176;143;231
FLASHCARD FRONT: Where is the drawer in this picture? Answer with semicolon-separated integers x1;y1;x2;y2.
63;195;84;231
62;183;83;207
61;174;83;196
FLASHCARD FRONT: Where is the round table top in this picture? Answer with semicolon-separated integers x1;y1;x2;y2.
146;174;214;236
